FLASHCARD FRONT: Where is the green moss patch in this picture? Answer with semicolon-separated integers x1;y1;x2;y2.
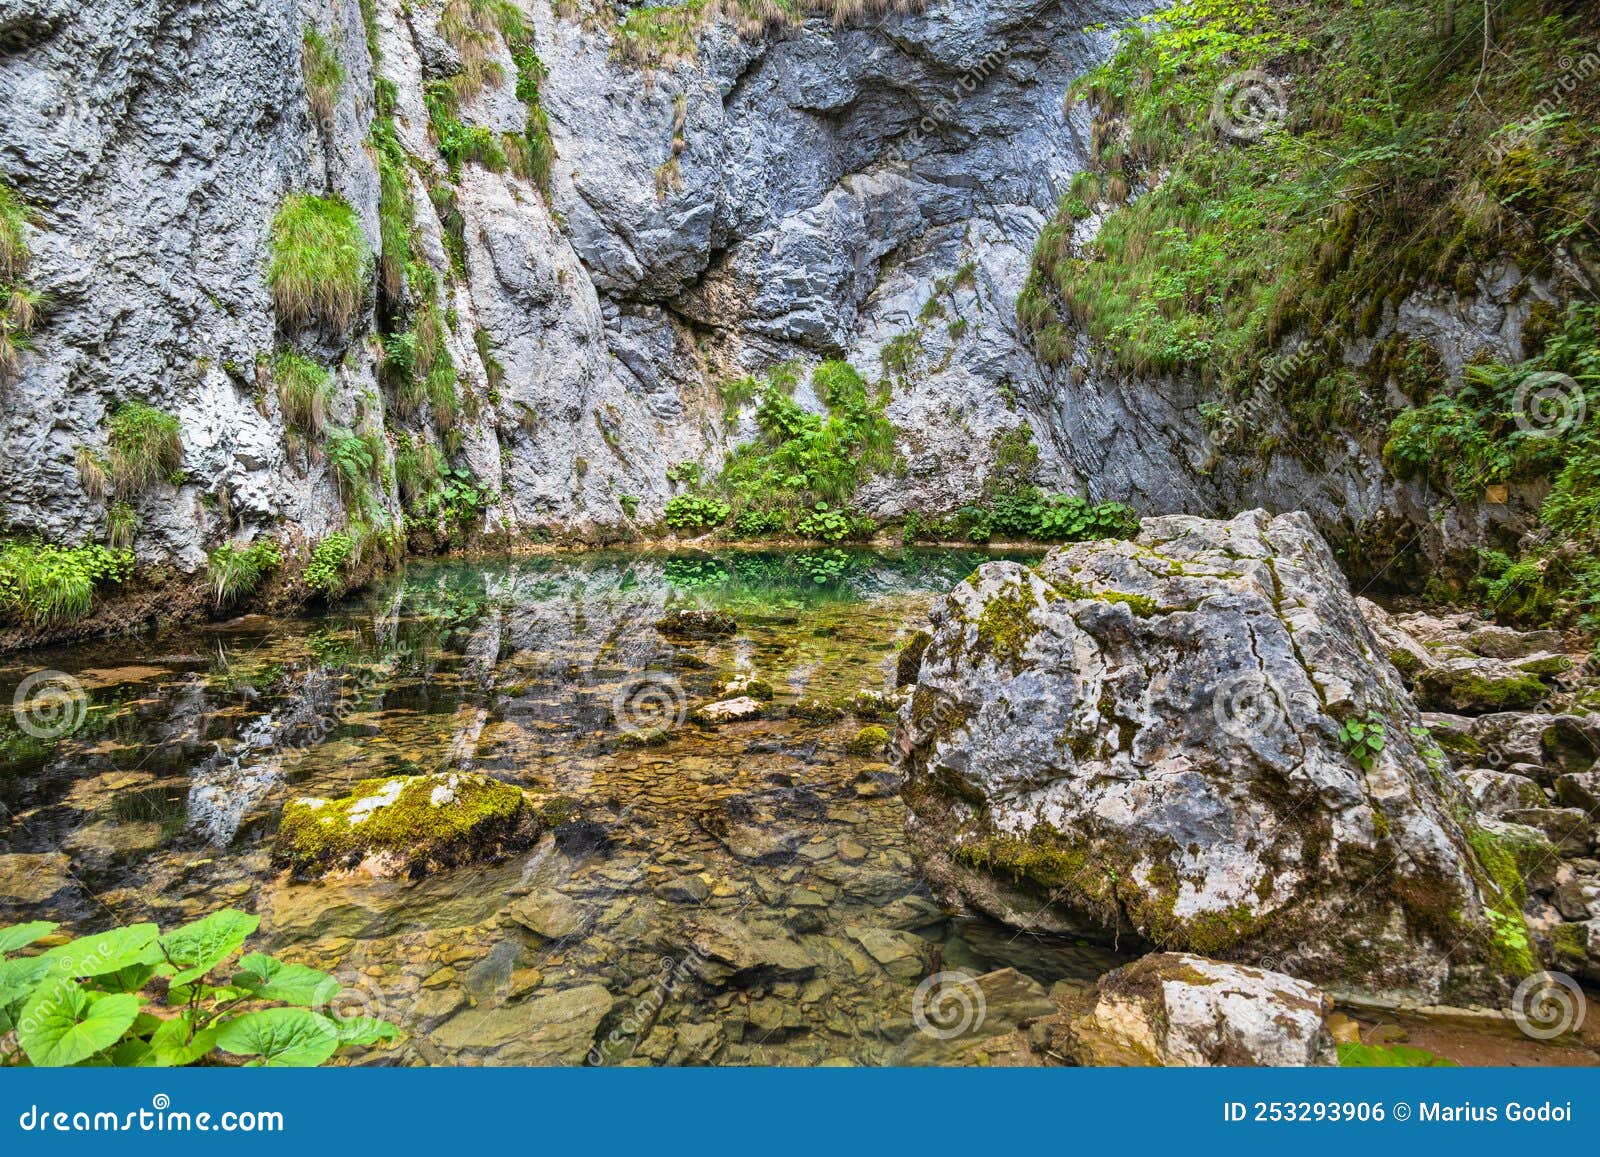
273;772;535;880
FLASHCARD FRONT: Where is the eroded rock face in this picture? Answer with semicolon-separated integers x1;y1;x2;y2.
1065;953;1338;1067
899;509;1510;1004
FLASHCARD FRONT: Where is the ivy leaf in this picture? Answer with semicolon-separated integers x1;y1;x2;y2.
232;953;340;1007
18;979;140;1066
215;1007;340;1067
159;909;260;985
0;921;59;955
41;924;161;979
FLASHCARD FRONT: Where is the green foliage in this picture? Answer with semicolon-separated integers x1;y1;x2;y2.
304;533;355;597
510;48;555;193
104;501;139;551
301;25;344;124
425;84;509;178
0;911;396;1067
371;113;414;307
794;502;853;543
1029;0;1600;415
0;541;133;626
207;539;282;609
106;402;182;495
273;350;335;435
269;194;368;331
1337;1042;1457;1068
795;548;852;586
324;426;382;508
0;177;38;382
1338;710;1387;772
733;508;783;538
618;493;640;519
664;495;730;533
411;464;492;533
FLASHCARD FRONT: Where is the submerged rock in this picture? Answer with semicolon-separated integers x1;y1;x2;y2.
690;696;767;725
899;510;1513;1004
1065;954;1337;1067
273;772;538;880
656;609;738;639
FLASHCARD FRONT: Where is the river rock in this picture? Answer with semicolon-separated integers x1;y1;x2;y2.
685;914;817;984
656;609;738;639
690;696;766;724
430;983;614;1064
0;852;75;905
273;772;538;880
1065;953;1338;1067
899;510;1513;1004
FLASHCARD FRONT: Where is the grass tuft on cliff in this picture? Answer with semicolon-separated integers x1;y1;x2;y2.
207;539;283;608
0;178;40;382
106;402;182;495
268;193;369;332
273;349;335;435
301;25;344;127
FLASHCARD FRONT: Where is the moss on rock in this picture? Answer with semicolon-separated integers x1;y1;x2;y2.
846;725;890;756
274;772;536;880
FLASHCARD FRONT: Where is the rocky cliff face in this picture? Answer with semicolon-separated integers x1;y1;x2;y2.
0;0;1151;572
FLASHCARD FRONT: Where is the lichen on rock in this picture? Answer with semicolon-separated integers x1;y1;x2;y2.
899;509;1518;1005
273;771;538;880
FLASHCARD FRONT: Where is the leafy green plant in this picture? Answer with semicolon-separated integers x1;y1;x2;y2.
0;541;134;626
304;533;355;597
274;350;335;435
1337;1042;1457;1068
268;193;368;331
411;464;491;533
618;493;640;519
795;502;853;543
0;912;396;1067
324;426;379;506
106;403;182;495
1338;710;1388;771
207;539;283;609
0;177;38;383
664;495;730;533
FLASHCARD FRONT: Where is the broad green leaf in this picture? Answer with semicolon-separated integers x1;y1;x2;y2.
233;953;340;1007
92;962;158;995
159;909;259;984
331;1016;399;1046
41;924;160;978
0;954;55;1006
148;1011;223;1067
108;1038;154;1066
215;1007;340;1067
18;979;140;1066
168;982;245;1006
0;922;59;955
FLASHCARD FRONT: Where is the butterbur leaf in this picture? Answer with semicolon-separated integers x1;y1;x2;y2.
215;1007;340;1067
0;954;55;1007
0;921;59;955
93;962;158;995
233;953;340;1007
18;979;140;1066
160;909;260;984
330;1015;399;1046
148;1011;223;1067
41;924;161;979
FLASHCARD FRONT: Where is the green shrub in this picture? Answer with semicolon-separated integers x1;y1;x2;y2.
664;495;730;533
619;493;640;519
268;194;368;331
208;539;283;608
0;912;396;1067
301;25;344;125
274;350;335;435
734;508;783;537
106;403;182;494
795;502;854;543
304;533;355;597
0;541;133;626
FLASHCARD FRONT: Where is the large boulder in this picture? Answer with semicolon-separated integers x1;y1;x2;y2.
1065;953;1338;1067
899;510;1519;1005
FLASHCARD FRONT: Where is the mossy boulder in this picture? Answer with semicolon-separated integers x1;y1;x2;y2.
790;696;845;722
900;510;1514;1005
656;608;737;639
274;772;538;880
846;725;890;756
896;629;932;688
1415;660;1548;714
